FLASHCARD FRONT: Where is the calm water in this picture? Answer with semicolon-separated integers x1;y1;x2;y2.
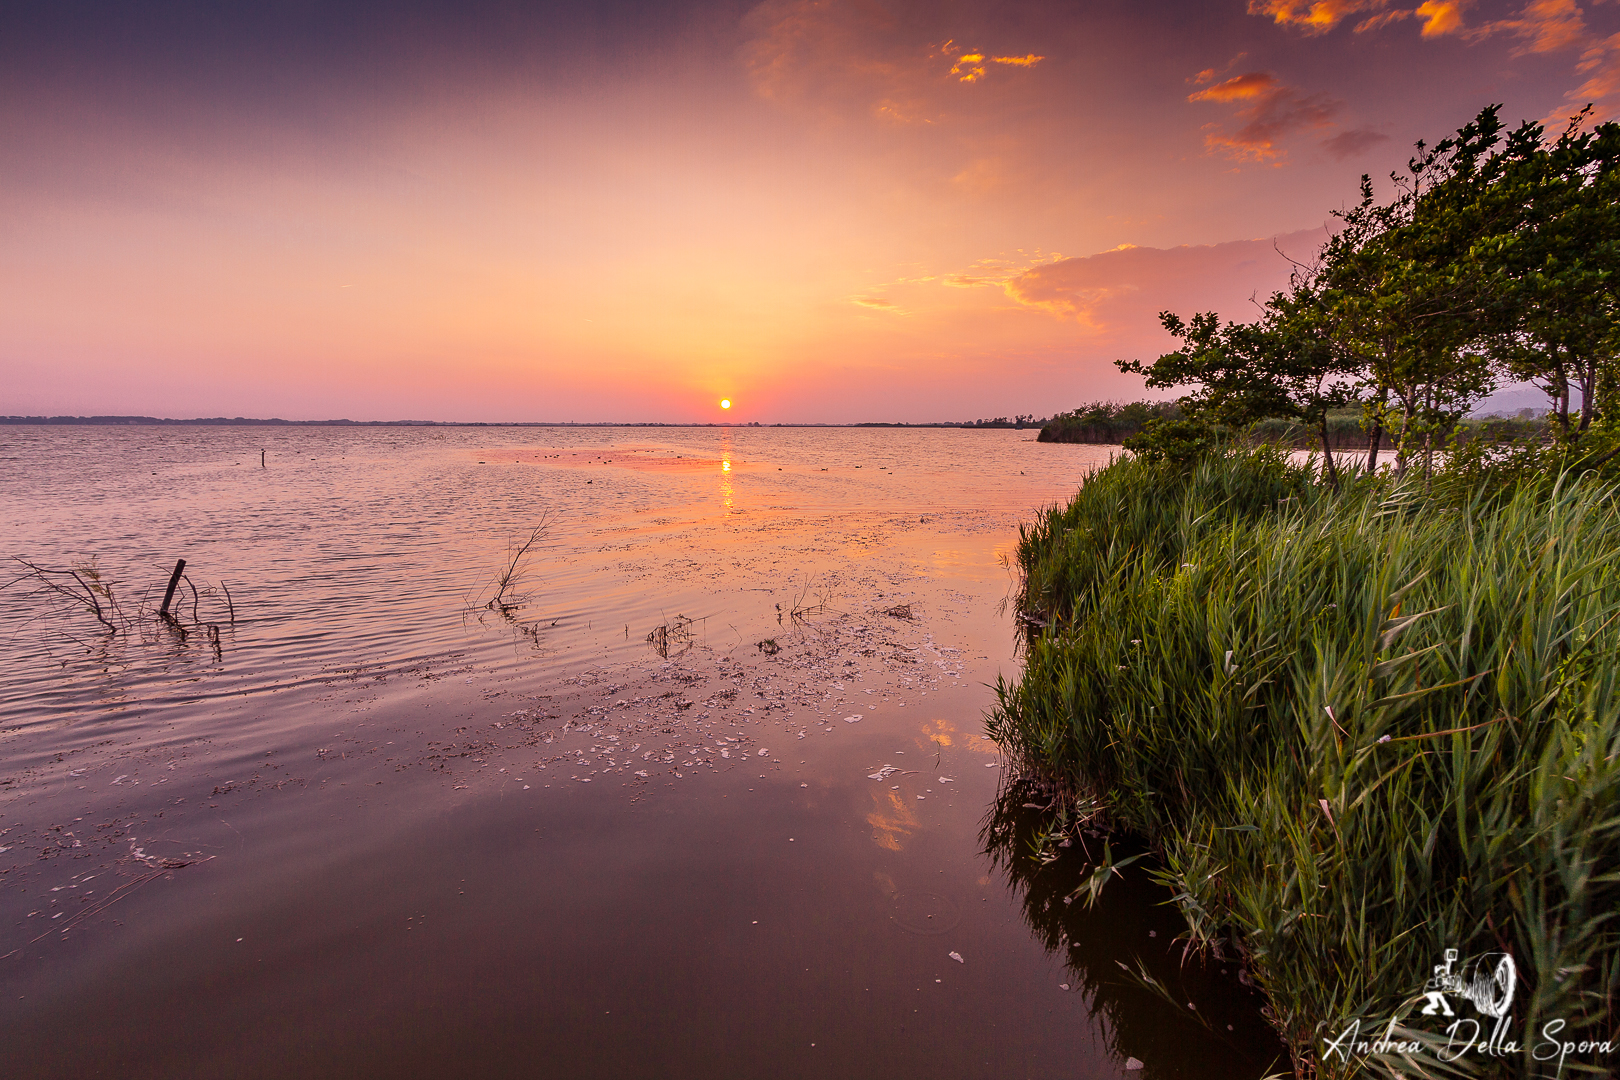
0;425;1282;1078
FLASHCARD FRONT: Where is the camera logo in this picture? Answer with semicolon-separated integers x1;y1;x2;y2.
1421;948;1517;1024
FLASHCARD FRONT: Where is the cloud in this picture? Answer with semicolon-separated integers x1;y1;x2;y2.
951;51;988;82
741;0;918;116
1188;71;1280;102
739;5;1045;122
1414;0;1471;37
1245;0;1615;124
851;295;902;311
1246;0;1393;34
1564;31;1620;120
1189;71;1340;160
1354;9;1413;31
1321;126;1392;157
948;44;1045;82
1251;0;1592;53
1003;229;1329;338
1246;0;1478;36
1472;0;1587;53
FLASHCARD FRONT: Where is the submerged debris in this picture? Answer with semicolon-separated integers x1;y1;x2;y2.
646;614;695;658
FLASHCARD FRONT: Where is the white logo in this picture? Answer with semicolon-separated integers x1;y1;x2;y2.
1421;947;1517;1029
1324;946;1620;1071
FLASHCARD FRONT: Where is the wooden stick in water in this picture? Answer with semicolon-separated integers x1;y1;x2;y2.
158;559;186;617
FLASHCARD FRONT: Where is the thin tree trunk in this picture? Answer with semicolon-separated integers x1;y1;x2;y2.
1394;398;1420;478
1365;386;1387;474
1578;354;1597;433
1318;412;1340;491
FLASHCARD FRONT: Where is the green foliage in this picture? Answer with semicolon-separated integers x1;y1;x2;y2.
1119;416;1225;467
1118;299;1359;484
1038;400;1181;443
1115;104;1620;482
993;452;1620;1077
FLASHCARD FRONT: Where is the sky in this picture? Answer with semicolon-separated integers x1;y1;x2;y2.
3;0;1616;424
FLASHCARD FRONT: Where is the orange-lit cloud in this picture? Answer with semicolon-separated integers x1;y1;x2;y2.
1247;0;1474;36
1247;0;1393;34
740;7;1044;126
950;48;1045;82
1245;0;1617;128
1472;0;1587;52
1188;71;1280;102
1415;0;1470;37
951;51;987;81
1354;9;1413;31
1190;71;1340;160
1565;31;1620;121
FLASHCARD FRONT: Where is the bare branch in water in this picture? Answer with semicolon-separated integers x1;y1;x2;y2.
488;515;551;613
5;556;117;632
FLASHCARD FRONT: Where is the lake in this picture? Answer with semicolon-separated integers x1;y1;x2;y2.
0;425;1283;1078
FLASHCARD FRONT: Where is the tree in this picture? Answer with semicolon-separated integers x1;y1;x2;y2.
1117;279;1360;486
1314;110;1523;477
1476;108;1620;439
1114;104;1620;480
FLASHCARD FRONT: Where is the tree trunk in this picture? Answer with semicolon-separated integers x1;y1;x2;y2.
1393;400;1417;478
1318;412;1340;491
1558;374;1571;438
1578;353;1597;433
1365;387;1388;474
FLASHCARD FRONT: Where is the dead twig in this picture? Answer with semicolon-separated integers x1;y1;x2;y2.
488;515;551;613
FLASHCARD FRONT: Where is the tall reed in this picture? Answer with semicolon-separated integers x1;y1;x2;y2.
990;451;1620;1078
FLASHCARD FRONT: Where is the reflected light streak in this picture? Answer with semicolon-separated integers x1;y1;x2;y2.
719;433;735;508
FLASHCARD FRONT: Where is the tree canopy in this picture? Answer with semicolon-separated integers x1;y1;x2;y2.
1118;104;1620;479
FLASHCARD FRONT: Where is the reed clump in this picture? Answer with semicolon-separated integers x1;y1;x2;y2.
990;450;1620;1078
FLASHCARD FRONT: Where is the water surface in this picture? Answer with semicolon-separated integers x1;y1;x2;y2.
0;425;1281;1078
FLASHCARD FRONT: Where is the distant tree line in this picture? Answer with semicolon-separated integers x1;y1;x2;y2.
1112;104;1620;486
1037;400;1182;443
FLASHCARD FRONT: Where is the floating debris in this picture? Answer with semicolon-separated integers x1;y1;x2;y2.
948;951;963;964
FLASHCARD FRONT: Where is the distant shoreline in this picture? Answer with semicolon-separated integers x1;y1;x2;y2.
0;416;1042;430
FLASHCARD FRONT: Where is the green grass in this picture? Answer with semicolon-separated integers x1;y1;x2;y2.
989;450;1620;1078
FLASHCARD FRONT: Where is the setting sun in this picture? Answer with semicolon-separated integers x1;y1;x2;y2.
720;399;732;409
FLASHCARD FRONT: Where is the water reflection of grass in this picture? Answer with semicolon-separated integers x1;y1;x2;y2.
992;450;1620;1078
981;777;1287;1077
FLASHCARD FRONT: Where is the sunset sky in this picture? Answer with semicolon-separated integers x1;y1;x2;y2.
4;0;1616;423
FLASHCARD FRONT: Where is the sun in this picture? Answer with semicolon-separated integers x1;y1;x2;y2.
719;398;732;410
